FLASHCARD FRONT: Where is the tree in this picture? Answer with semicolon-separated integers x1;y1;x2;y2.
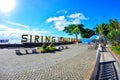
63;24;85;41
77;24;85;33
107;19;120;45
95;23;109;45
95;19;120;46
63;24;75;35
107;30;120;45
109;19;119;31
81;28;95;38
72;27;79;41
95;24;102;35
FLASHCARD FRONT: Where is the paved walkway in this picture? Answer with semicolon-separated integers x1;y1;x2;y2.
0;44;96;80
97;48;120;80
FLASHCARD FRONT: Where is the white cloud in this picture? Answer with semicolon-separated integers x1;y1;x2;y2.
0;24;8;29
68;13;87;19
68;13;88;24
5;20;30;30
0;24;49;43
46;16;65;23
0;24;20;31
46;16;67;30
56;10;67;14
46;13;88;31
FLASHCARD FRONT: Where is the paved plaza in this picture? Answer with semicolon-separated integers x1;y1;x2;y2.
0;44;96;80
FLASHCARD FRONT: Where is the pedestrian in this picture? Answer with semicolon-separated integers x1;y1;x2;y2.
98;43;102;52
88;42;91;49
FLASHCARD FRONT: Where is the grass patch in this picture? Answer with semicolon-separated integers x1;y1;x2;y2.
111;46;120;55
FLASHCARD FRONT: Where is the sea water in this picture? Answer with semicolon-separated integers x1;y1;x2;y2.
81;38;92;44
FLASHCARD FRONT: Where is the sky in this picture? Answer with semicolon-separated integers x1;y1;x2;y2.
0;0;120;43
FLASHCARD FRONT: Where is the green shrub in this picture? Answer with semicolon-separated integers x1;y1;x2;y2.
46;43;56;51
40;43;56;52
40;43;47;53
112;45;120;55
115;44;120;50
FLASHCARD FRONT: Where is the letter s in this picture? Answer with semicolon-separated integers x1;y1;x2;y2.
21;34;28;43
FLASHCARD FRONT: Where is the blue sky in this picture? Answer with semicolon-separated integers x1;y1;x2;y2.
0;0;120;43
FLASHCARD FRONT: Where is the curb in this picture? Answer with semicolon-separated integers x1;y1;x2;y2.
108;48;120;68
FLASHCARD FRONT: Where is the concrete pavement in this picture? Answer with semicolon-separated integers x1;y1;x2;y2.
0;44;96;80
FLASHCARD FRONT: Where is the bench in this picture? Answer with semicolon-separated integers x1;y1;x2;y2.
32;49;38;53
15;50;22;55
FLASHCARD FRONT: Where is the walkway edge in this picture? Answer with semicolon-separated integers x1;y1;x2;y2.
108;48;120;80
108;48;120;68
85;61;96;80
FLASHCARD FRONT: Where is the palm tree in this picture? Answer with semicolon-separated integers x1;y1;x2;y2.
63;24;85;43
95;19;120;46
63;26;72;35
95;24;103;35
72;27;79;41
107;30;120;45
63;24;78;41
109;19;119;31
95;23;109;46
77;24;85;38
106;19;120;45
81;28;95;38
95;24;103;43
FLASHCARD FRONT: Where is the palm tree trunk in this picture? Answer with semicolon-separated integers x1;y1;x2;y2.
76;34;78;40
104;37;107;46
76;34;78;45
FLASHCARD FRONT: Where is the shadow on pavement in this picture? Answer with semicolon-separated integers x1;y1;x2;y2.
97;61;118;80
